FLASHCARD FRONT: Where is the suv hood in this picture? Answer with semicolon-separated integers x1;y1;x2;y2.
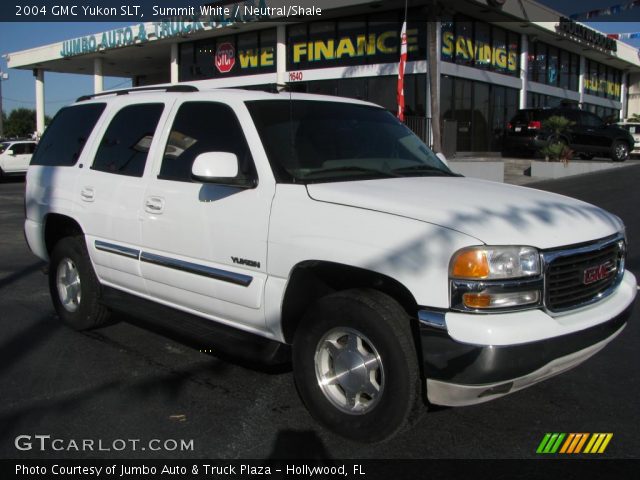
306;177;623;249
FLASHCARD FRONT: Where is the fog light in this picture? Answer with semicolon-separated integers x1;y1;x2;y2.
462;290;540;309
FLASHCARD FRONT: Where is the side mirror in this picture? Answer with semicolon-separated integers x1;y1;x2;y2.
435;152;449;166
6;149;15;156
191;152;257;188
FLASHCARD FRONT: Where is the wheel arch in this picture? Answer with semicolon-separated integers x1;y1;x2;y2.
280;260;419;344
44;213;84;255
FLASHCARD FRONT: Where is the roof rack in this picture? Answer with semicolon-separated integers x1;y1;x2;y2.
76;84;198;102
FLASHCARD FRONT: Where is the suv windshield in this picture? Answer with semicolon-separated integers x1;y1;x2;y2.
0;143;9;154
246;100;455;183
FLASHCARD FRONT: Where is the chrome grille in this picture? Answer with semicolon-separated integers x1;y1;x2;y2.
544;237;624;312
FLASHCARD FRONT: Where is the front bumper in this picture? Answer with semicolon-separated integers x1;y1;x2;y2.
419;271;636;407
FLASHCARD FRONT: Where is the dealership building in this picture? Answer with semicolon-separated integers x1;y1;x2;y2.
7;0;640;155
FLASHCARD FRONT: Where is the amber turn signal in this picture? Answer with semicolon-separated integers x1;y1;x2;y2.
450;249;490;279
462;293;492;308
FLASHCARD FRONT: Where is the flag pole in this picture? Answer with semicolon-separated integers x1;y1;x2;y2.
397;0;409;122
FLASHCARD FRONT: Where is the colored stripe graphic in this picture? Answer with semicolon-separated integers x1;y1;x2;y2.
538;433;613;454
584;433;614;454
536;433;565;454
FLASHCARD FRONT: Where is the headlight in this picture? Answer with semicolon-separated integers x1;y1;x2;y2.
450;246;541;280
450;246;543;312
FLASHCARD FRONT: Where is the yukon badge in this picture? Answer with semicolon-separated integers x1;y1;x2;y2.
231;256;261;269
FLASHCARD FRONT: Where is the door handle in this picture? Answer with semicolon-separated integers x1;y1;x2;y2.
145;196;165;214
80;187;94;202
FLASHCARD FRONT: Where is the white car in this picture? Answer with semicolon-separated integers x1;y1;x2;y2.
0;140;37;178
24;85;636;442
617;121;640;156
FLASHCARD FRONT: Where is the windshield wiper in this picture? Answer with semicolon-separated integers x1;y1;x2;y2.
391;165;461;177
302;166;399;179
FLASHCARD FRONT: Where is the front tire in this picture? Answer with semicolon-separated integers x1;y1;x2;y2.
611;140;629;162
293;289;421;442
49;236;110;330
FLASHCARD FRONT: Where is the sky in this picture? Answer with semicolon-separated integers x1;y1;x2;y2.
1;1;640;117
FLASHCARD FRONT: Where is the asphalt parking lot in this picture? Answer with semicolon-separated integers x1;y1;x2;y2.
0;168;638;460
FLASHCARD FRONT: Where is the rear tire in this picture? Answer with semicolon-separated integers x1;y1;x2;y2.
49;236;110;330
292;289;422;443
611;141;629;162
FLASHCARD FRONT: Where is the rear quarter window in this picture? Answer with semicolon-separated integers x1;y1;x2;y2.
31;103;106;167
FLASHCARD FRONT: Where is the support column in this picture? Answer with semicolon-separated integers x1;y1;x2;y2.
519;33;529;109
276;24;286;87
93;57;104;93
170;43;179;84
0;74;5;138
34;69;45;135
578;55;586;108
620;72;628;120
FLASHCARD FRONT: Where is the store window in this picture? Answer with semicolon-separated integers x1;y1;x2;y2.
584;59;622;100
286;11;425;72
179;28;276;81
441;16;520;76
527;41;579;91
440;75;518;153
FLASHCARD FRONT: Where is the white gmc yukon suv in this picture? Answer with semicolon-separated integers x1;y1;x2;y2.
24;86;636;442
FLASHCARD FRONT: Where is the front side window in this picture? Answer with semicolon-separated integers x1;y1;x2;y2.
92;103;164;177
10;144;27;155
581;112;603;128
159;102;257;184
247;100;454;184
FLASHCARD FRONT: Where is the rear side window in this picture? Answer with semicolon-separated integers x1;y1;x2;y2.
92;103;164;177
11;144;27;155
31;103;106;166
158;102;256;182
510;110;551;123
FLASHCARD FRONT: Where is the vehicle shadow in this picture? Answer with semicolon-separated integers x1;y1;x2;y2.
0;261;45;291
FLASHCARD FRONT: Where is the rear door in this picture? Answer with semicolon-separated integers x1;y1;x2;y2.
76;99;171;295
19;142;36;171
4;142;29;172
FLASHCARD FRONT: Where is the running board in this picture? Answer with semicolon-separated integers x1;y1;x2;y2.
100;286;290;367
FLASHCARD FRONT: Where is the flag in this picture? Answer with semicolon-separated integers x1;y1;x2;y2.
397;21;407;122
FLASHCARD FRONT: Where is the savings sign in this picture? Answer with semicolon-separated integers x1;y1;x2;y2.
215;42;235;73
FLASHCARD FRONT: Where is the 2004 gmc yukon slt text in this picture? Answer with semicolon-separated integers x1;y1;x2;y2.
24;86;636;442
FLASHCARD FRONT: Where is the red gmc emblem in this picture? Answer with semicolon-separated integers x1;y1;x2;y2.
583;261;616;285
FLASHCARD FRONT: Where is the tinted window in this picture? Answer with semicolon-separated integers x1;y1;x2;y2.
24;143;36;154
11;144;27;155
510;110;551;123
159;102;256;183
558;110;580;123
247;100;453;184
92;103;164;177
581;112;603;128
620;124;639;134
31;103;106;167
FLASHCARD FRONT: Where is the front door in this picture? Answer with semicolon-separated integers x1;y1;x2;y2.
139;100;274;334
